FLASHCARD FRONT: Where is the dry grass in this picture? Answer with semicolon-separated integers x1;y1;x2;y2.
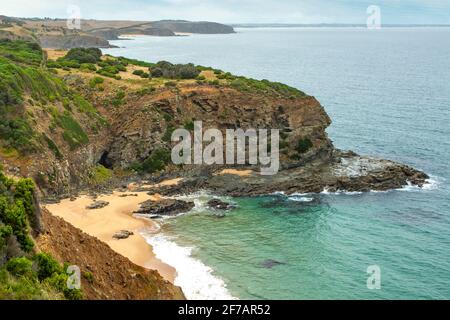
44;49;68;60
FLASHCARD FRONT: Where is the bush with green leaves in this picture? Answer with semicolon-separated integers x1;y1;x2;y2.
134;148;171;173
118;56;154;68
80;63;97;72
132;69;144;76
150;61;200;79
89;76;104;88
0;168;84;300
93;164;112;183
43;134;63;159
296;138;313;154
61;48;102;64
0;171;36;252
5;257;34;278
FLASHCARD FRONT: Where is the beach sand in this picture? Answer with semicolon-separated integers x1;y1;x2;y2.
216;169;254;177
44;190;176;283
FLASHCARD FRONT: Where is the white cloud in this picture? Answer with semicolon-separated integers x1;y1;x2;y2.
0;0;448;24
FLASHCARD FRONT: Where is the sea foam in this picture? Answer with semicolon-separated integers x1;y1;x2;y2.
143;233;236;300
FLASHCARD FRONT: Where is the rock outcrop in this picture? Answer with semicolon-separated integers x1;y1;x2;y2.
134;199;195;217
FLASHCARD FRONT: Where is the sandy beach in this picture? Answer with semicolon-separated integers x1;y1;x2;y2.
44;190;177;283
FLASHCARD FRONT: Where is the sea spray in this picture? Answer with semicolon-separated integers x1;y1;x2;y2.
143;232;236;300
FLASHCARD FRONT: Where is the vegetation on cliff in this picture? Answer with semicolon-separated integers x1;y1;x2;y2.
0;39;105;156
0;166;82;299
0;39;316;193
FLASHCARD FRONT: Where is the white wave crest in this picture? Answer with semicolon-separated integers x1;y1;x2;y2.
398;176;441;192
143;233;237;300
288;196;314;202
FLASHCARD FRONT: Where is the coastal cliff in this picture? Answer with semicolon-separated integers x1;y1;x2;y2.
0;39;429;299
0;16;236;49
0;40;428;197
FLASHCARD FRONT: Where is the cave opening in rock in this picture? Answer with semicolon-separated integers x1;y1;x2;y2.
99;151;113;169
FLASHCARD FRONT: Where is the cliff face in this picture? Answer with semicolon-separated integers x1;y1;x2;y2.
1;17;236;49
105;86;332;169
37;209;184;300
151;20;236;34
0;40;427;198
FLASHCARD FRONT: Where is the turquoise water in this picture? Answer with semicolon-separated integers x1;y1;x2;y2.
104;28;450;299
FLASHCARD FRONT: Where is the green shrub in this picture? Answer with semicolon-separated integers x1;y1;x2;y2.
80;63;97;72
111;90;126;107
141;148;171;173
151;61;200;79
118;56;154;68
83;271;94;284
0;224;13;247
151;67;163;78
132;69;144;76
296;138;313;154
44;271;83;300
43;134;63;159
0;268;60;300
93;165;112;183
0;171;35;252
34;252;62;281
229;76;306;97
184;120;194;130
59;60;80;69
6;257;34;278
165;81;177;87
62;48;102;64
46;60;61;68
89;76;104;88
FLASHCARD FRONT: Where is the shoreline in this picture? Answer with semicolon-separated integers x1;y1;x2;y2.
44;190;177;283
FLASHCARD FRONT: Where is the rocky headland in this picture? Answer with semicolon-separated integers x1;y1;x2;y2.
0;37;429;299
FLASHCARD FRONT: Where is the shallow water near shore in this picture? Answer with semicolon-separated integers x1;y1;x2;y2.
104;27;450;299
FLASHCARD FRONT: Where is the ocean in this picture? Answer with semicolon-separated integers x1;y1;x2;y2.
103;27;450;299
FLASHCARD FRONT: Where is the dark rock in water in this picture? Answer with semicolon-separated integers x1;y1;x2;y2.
112;230;134;240
260;259;286;269
207;199;236;210
134;199;194;216
86;200;109;210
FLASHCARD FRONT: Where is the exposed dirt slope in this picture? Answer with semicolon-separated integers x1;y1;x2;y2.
37;209;185;300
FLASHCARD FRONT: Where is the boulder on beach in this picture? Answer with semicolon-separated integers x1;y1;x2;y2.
119;193;139;198
86;200;109;210
112;230;134;240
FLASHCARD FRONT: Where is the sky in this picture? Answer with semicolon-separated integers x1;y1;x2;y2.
1;0;450;24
